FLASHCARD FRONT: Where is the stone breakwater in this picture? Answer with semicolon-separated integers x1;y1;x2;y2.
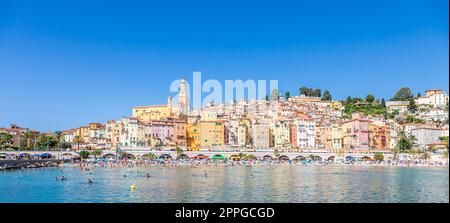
0;159;70;170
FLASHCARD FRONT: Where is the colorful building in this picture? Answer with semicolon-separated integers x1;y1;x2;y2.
199;120;225;149
186;124;200;151
341;112;369;150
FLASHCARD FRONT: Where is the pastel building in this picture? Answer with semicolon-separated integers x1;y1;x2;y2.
186;124;200;151
106;120;123;148
341;112;369;150
148;120;174;147
386;101;409;114
325;124;343;150
293;118;316;150
415;89;449;107
411;127;449;148
199;120;225;149
132;96;173;122
272;120;291;149
251;121;271;150
119;117;146;147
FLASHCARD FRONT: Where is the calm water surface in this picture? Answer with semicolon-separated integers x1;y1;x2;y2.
0;165;448;203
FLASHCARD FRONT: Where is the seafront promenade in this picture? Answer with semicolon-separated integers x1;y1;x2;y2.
0;148;448;169
1;148;394;161
0;159;69;170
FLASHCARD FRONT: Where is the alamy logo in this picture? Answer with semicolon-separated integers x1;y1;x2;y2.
170;72;279;111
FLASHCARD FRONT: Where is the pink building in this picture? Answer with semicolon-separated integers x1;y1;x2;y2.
342;112;369;150
148;120;174;146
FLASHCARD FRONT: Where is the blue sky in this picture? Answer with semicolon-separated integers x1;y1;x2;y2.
0;0;448;132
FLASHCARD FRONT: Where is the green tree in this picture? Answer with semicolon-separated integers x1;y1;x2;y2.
143;153;156;160
373;153;384;162
365;94;375;104
22;130;34;149
322;90;332;101
408;99;417;113
346;96;352;104
314;89;321;97
90;149;102;159
392;87;413;101
381;98;386;108
285;91;290;100
73;135;84;151
396;132;413;153
0;132;13;150
438;136;449;150
36;134;58;150
175;146;184;156
79;150;90;160
420;150;430;161
53;130;64;149
273;149;280;159
120;152;129;159
417;92;422;98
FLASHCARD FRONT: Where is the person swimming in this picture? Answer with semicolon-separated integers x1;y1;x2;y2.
88;179;93;184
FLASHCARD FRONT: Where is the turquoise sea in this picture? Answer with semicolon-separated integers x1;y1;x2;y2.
0;165;448;203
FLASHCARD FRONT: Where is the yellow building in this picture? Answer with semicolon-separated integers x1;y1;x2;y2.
186;124;200;151
76;126;90;145
325;124;343;151
331;101;343;110
199;120;225;149
132;96;173;122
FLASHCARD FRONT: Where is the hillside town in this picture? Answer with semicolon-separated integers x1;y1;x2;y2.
1;79;449;159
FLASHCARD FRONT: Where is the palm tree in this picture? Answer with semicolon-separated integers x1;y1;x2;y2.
0;132;13;150
274;149;280;159
90;149;102;159
79;150;90;160
53;130;64;150
143;153;157;160
175;146;184;156
420;150;431;162
73;135;84;151
22;130;33;149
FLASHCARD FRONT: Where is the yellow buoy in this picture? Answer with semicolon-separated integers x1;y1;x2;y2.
130;185;136;190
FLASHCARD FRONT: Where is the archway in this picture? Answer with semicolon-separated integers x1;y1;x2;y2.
229;154;241;161
263;155;273;160
0;153;8;159
177;154;189;160
103;153;116;159
327;156;335;161
211;154;226;161
345;156;355;162
361;156;373;161
193;154;209;160
294;155;306;161
159;154;172;160
124;153;136;160
61;153;76;159
243;154;257;161
278;155;290;161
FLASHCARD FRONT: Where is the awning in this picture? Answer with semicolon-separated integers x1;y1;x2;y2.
211;155;225;160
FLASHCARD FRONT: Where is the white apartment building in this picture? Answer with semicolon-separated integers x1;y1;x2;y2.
251;122;270;150
416;89;449;107
294;119;316;149
411;127;449;148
